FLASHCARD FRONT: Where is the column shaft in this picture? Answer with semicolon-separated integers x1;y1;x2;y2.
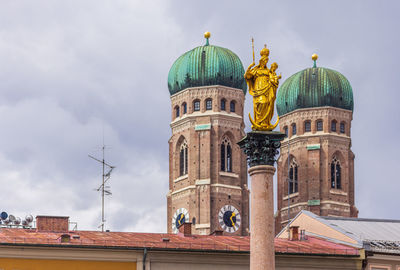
249;165;276;270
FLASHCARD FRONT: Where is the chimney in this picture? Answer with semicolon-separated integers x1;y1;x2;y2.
289;226;299;241
178;222;192;237
299;229;307;240
36;216;69;233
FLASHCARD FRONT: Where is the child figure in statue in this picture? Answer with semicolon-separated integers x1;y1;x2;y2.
265;62;281;128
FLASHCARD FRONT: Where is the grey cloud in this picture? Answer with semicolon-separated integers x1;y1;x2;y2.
0;0;398;232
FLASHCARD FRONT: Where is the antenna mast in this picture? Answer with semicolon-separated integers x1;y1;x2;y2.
89;145;115;232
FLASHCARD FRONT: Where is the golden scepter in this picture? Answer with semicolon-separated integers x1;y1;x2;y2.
251;37;255;63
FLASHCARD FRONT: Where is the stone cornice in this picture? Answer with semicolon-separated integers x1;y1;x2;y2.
170;85;245;100
281;133;351;147
279;106;353;123
170;113;243;134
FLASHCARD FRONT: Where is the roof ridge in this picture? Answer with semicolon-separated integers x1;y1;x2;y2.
321;216;400;223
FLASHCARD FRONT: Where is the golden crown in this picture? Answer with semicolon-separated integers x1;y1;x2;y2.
260;46;270;57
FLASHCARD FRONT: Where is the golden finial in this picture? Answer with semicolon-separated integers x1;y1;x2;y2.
204;31;211;46
312;53;318;61
312;53;318;68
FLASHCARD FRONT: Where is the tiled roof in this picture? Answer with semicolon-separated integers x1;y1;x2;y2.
280;210;400;254
0;228;359;256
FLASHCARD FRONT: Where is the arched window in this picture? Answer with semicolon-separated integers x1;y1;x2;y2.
230;101;236;112
292;123;297;136
193;100;200;112
304;121;311;132
316;120;323;131
284;126;288;137
205;98;212;110
288;160;298;194
221;99;226;111
182;102;187;114
340;122;345;133
331;120;337;132
221;136;232;172
175;106;180;118
179;141;188;176
331;156;341;189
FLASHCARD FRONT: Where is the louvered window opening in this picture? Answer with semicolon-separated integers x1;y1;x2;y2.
221;137;232;172
179;142;188;176
331;157;341;189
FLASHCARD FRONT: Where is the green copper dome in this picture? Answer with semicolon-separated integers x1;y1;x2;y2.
276;65;353;115
168;37;246;95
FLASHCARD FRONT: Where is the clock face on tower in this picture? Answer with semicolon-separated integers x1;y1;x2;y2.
218;205;241;233
172;208;189;233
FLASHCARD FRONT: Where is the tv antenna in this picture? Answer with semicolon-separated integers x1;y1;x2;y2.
89;145;115;232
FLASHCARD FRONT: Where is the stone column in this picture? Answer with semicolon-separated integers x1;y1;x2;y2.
249;165;275;270
238;131;285;270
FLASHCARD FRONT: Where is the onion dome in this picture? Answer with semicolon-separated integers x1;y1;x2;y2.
276;54;354;116
168;32;246;95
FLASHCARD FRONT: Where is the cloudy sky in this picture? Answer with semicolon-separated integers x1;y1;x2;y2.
0;0;398;232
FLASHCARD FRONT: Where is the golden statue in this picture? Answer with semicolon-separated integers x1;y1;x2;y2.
244;40;281;131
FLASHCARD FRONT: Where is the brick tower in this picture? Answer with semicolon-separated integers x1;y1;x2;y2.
275;55;358;232
166;33;249;235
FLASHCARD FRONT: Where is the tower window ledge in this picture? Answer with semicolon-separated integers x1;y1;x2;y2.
219;171;239;178
329;189;348;196
283;192;299;200
174;175;188;183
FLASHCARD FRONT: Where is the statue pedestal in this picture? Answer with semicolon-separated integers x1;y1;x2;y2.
238;131;285;270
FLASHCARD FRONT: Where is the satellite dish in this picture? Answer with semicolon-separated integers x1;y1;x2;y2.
8;215;16;222
14;217;21;225
25;215;33;223
22;220;28;226
0;212;8;220
3;219;10;225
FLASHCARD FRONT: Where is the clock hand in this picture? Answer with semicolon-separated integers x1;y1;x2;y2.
178;214;184;225
230;212;236;226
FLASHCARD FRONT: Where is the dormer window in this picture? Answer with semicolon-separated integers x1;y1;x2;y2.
206;99;212;110
182;102;187;114
340;122;345;133
230;101;236;112
331;120;337;132
292;123;297;136
284;126;288;137
193;100;200;112
221;99;226;111
304;121;311;132
316;120;323;131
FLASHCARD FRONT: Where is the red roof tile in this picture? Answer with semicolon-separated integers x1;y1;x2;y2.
0;228;359;256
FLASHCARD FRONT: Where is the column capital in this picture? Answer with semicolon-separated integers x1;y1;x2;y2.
238;131;285;167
